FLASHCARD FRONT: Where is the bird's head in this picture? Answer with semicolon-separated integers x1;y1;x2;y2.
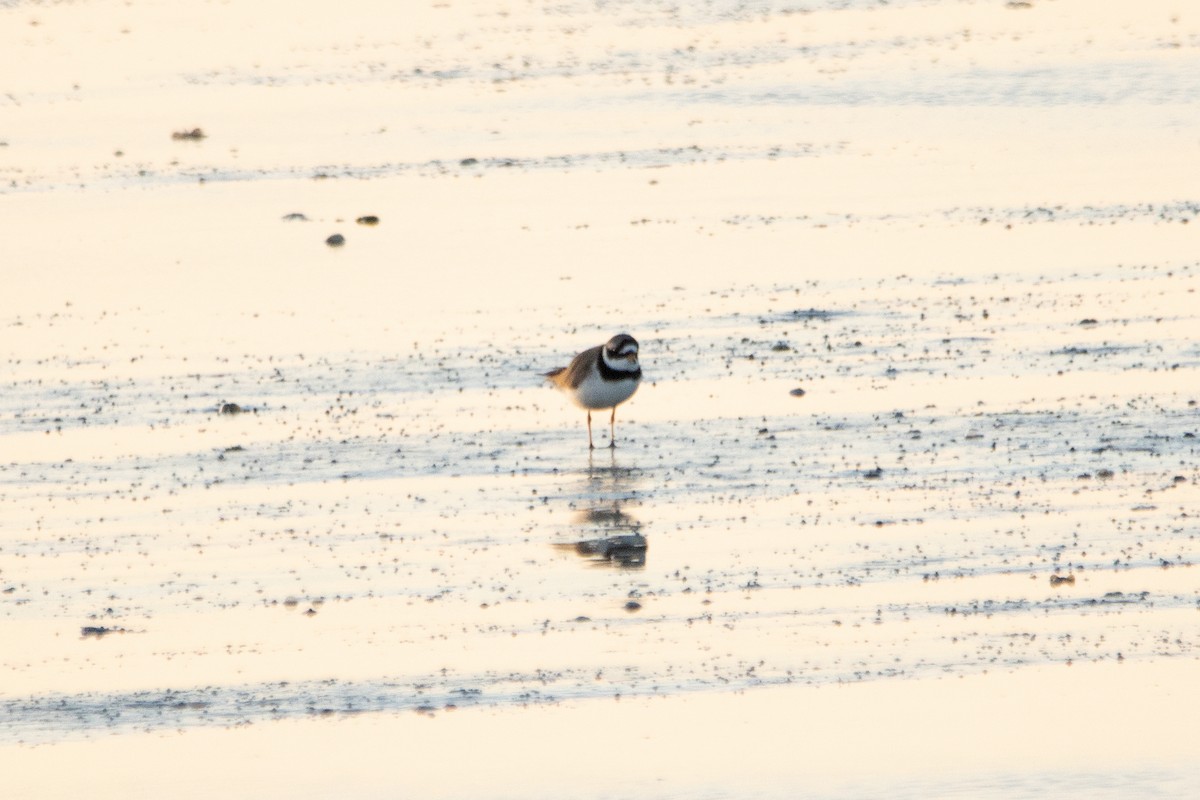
604;333;639;368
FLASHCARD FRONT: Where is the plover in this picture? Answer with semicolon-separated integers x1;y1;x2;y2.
544;333;642;449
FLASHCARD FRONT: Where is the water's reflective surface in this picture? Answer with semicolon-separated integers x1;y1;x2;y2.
3;0;1200;797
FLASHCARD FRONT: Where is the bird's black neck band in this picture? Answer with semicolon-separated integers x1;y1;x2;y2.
599;356;641;382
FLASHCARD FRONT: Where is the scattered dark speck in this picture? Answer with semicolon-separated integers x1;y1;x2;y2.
81;626;125;638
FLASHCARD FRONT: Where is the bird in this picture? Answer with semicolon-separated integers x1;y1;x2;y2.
544;333;642;449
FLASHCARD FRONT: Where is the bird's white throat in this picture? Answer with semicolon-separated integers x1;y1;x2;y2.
601;349;639;373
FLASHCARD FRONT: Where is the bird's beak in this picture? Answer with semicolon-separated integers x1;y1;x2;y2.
627;352;639;364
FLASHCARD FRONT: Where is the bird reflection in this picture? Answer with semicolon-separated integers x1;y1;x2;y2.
553;452;647;569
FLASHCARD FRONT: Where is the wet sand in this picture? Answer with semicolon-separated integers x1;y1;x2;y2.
2;0;1199;797
11;659;1200;799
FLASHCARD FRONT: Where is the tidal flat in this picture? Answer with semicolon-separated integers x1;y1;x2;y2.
2;1;1199;797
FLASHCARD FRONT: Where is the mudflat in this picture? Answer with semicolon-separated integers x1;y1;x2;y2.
2;1;1198;797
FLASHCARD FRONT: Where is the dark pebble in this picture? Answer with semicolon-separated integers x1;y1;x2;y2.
1079;318;1098;326
219;402;244;415
281;212;309;222
1049;574;1076;586
81;626;123;638
789;388;806;397
863;467;883;479
356;215;380;226
460;157;479;166
624;601;642;612
326;233;345;247
171;128;206;140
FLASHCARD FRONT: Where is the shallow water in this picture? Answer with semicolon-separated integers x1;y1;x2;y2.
3;261;1197;743
2;0;1200;796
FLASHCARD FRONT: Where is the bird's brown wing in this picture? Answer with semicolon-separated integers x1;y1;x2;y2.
561;345;601;389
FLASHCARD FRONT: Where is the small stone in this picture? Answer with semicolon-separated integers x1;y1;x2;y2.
219;402;244;415
281;212;309;221
171;128;206;140
624;601;641;612
356;215;380;226
326;233;345;247
789;387;806;397
1049;574;1075;587
460;157;479;166
81;626;123;638
863;467;883;479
